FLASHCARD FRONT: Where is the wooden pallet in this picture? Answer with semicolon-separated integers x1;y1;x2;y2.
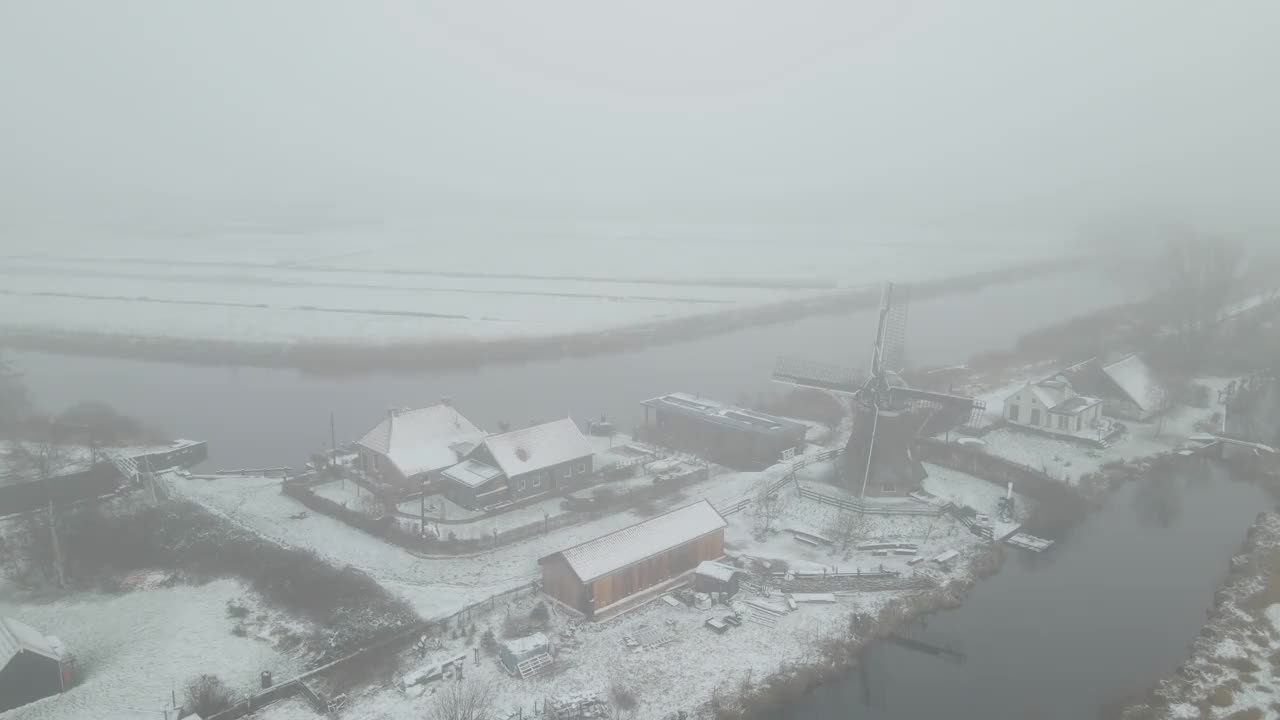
517;653;554;679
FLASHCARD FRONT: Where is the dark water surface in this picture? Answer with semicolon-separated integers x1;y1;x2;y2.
780;463;1271;720
11;270;1121;469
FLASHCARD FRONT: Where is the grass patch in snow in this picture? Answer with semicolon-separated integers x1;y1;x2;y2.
8;498;419;662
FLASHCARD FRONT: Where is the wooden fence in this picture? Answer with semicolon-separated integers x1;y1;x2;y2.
795;486;944;516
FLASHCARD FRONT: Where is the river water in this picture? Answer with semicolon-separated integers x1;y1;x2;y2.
781;461;1272;720
11;268;1125;469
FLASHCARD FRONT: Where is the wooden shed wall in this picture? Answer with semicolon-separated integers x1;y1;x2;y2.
589;529;724;613
540;554;588;614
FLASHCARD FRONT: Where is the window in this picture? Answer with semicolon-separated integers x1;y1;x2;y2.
577;462;587;474
1057;415;1068;430
1030;408;1041;425
562;466;572;480
1076;416;1082;431
1008;404;1020;421
532;473;541;489
515;476;526;491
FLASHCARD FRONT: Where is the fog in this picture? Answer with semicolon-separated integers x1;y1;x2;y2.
2;0;1278;239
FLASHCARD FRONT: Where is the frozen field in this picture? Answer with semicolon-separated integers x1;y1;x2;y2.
0;227;1067;345
0;579;306;720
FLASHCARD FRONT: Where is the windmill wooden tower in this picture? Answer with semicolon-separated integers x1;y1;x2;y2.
772;283;985;497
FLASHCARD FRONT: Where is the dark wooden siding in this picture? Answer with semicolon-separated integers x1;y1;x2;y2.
0;651;63;713
650;411;803;469
588;529;724;613
540;554;588;614
508;455;593;502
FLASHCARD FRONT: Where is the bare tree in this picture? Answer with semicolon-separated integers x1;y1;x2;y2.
428;678;498;720
611;682;639;719
1155;233;1244;366
754;484;788;535
0;354;30;428
827;509;865;555
5;422;75;587
185;674;235;718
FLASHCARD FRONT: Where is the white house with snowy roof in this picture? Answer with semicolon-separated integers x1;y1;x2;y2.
1003;376;1109;441
356;404;486;489
440;417;595;509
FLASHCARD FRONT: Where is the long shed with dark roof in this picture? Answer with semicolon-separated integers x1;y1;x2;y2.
538;500;727;618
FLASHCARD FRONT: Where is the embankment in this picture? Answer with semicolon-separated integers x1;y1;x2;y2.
1119;511;1280;720
0;256;1093;374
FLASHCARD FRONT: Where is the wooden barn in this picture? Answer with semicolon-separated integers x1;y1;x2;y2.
538;500;728;618
641;393;807;470
0;617;70;713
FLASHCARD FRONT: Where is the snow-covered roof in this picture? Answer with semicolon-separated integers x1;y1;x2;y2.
356;405;486;479
641;393;807;437
695;560;740;583
481;418;593;478
1052;396;1102;415
441;459;504;489
1103;355;1168;414
1030;381;1069;411
545;500;727;583
500;632;549;656
0;616;63;666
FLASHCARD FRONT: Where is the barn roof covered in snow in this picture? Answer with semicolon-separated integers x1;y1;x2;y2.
1102;355;1168;414
641;393;807;438
480;418;593;478
542;500;727;583
356;405;485;478
0;616;63;665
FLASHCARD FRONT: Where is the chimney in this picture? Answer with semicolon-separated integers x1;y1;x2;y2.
440;396;452;407
388;407;402;420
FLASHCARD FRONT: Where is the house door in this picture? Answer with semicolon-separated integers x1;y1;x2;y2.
1030;408;1041;426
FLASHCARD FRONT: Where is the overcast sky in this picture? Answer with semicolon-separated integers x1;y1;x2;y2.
1;1;1277;235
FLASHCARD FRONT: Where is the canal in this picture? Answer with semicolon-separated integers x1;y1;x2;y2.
11;268;1124;469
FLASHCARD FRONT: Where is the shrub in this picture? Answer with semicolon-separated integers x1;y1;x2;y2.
611;683;639;715
481;629;497;652
185;674;234;718
226;599;250;619
1209;685;1235;707
1226;657;1261;673
530;602;549;623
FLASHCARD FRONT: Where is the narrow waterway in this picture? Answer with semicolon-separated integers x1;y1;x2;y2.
11;269;1124;469
781;461;1272;720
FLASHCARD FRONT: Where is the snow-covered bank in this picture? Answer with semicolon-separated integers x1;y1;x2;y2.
0;579;307;720
1120;512;1280;720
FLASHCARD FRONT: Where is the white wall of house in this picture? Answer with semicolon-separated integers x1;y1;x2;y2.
1004;384;1104;440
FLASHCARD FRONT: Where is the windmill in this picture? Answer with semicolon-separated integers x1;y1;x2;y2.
772;283;985;497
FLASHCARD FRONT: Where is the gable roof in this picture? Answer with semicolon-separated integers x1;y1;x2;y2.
0;617;62;666
481;418;593;478
356;405;485;478
543;500;727;583
1102;355;1168;414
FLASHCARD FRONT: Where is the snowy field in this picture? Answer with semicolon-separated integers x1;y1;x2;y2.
0;578;307;720
0;228;1067;345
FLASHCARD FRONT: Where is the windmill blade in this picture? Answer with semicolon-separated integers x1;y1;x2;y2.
890;386;988;427
879;283;911;373
772;357;868;396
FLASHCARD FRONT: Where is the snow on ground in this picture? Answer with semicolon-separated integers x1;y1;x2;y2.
248;477;993;720
0;230;1064;346
167;461;791;621
0;579;306;720
974;379;1228;484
